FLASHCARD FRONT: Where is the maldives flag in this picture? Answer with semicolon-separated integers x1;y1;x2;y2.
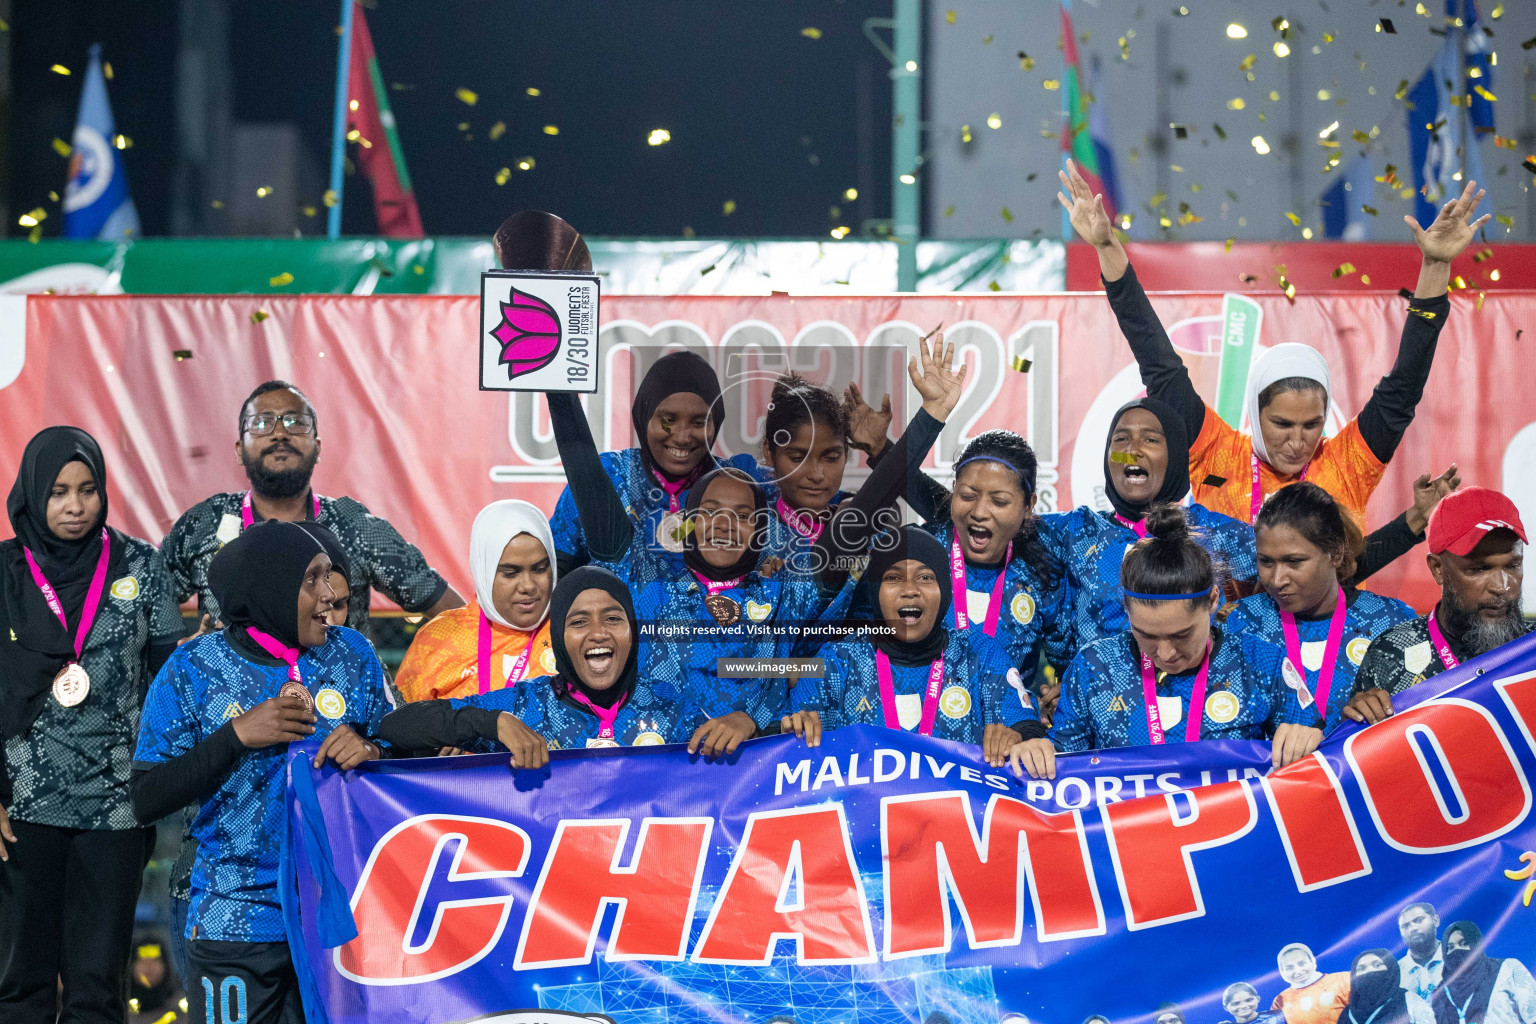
1060;1;1119;221
346;5;424;238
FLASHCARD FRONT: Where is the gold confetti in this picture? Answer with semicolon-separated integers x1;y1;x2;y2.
1323;32;1335;43
1018;51;1035;70
829;226;850;239
1227;97;1246;110
495;167;511;185
301;206;317;217
983;34;993;44
1285;211;1301;226
1001;207;1014;223
800;26;823;39
1042;79;1060;90
943;204;955;217
17;208;45;227
455;87;478;105
256;186;273;198
900;173;916;184
1120;213;1135;229
1251;135;1271;155
1474;86;1497;103
250;311;270;325
489;121;506;140
647;128;671;146
723;199;737;215
1225;237;1235;252
844;187;858;200
1491;269;1501;281
113;134;131;149
1492;4;1505;17
1394;80;1410;101
1273;41;1290;58
102;62;113;80
945;9;956;24
1495;135;1518;149
1227;23;1248;39
1352;129;1371;144
1524;157;1536;175
172;349;193;362
322;190;338;207
455;122;468;132
986;112;1002;130
516;156;535;171
50;64;70;75
1361;275;1371;285
1362;205;1378;216
543;124;559;135
1150;191;1167;207
1108;451;1140;464
27;224;40;243
1474;248;1494;263
1332;262;1356;279
988;281;1001;292
1454;276;1468;290
1239;54;1257;71
51;138;71;157
269;272;293;287
210;200;224;209
961;124;972;143
1011;355;1033;372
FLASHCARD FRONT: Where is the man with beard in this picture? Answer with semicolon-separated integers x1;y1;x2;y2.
1345;489;1528;723
1397;903;1445;1002
162;380;463;636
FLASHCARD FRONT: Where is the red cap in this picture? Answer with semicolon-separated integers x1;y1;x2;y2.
1427;487;1528;556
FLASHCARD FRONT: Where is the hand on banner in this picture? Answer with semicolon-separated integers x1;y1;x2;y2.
1406;179;1490;264
496;713;550;769
0;805;14;863
688;711;757;760
1342;688;1395;726
1058;158;1129;281
910;333;968;422
178;614;221;647
313;725;382;770
437;747;468;757
843;381;893;456
981;723;1025;768
1407;464;1461;536
233;694;317;748
1008;738;1058;780
780;710;821;747
1271;723;1324;767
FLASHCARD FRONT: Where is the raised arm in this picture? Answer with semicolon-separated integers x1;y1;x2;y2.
1356;182;1486;463
547;393;634;563
1058;159;1206;441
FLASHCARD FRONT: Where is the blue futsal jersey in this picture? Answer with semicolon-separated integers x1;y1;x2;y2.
1050;629;1307;752
792;629;1034;744
132;627;394;942
446;675;706;749
1038;503;1256;652
1223;589;1416;732
549;448;773;568
919;521;1075;677
761;490;856;567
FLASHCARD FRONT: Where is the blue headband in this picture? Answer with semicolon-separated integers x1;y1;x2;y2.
954;454;1034;491
1122;588;1213;602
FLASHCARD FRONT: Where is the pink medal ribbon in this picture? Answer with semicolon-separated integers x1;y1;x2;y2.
1140;642;1211;744
650;469;689;513
1249;453;1308;521
1426;608;1460;670
875;650;946;736
775;497;825;542
241;490;322;529
949;537;1012;636
22;528;111;662
691;570;747;597
565;686;629;740
1113;514;1148;539
1279;587;1348;716
245;626;303;683
477;611;536;696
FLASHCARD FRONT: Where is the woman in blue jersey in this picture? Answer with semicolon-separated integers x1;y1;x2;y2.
549;338;966;738
377;566;751;758
1225;483;1415;734
759;373;858;567
789;525;1041;746
1009;504;1321;780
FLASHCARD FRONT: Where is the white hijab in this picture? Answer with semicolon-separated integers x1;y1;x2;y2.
1245;344;1331;467
471;500;556;629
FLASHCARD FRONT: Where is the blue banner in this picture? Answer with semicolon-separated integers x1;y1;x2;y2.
285;634;1536;1024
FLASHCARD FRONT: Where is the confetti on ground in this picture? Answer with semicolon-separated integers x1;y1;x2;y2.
51;138;71;157
250;311;270;324
455;87;478;105
647;128;671;146
269;272;293;287
801;27;822;39
173;350;193;361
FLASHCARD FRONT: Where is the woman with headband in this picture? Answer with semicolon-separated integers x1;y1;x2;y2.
1009;504;1320;780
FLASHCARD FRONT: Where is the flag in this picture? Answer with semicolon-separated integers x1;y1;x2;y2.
344;4;423;238
1321;156;1377;240
1060;1;1118;226
62;45;140;240
1407;0;1492;228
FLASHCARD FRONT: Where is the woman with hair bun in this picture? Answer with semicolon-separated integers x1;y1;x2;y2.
1007;504;1320;781
758;372;857;564
1225;482;1415;733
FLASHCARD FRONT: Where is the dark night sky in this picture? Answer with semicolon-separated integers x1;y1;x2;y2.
11;0;894;238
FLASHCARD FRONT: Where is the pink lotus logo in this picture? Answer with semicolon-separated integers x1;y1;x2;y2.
490;287;561;378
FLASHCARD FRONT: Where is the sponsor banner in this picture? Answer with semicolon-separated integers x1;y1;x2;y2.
283;634;1536;1024
0;289;1528;609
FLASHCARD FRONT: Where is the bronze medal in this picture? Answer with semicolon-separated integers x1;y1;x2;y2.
705;594;741;627
52;663;90;707
279;680;315;712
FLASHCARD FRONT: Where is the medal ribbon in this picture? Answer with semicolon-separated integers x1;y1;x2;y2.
245;626;303;684
22;528;111;663
477;611;536;696
1279;587;1348;717
691;570;747;597
1426;607;1461;670
1140;642;1211;744
1113;514;1148;539
241;490;322;529
875;651;946;736
564;686;629;739
949;537;1012;636
775;496;825;541
1249;453;1308;521
650;469;689;513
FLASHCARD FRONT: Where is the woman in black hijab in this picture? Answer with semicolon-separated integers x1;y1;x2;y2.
297;521;354;627
1345;949;1418;1024
0;426;184;1023
1432;920;1536;1024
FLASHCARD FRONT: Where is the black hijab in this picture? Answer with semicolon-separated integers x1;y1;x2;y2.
1347;949;1412;1024
297;521;352;584
208;520;325;654
865;526;952;667
548;566;639;711
682;467;767;583
631;350;725;485
0;426;128;738
1104;397;1191;522
1434;922;1500;1024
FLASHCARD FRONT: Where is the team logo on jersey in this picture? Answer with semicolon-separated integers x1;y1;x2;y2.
1011;592;1036;625
745;599;773;622
1107;694;1131;713
1300;640;1326;672
1404;641;1433;675
222;702;243;720
215;513;241;547
110;576;139;601
855;696;875;715
939;685;972;720
540;648;558;674
633;731;665;746
1205;690;1241;724
1282;659;1315;709
1347;637;1371;666
315;688;347;720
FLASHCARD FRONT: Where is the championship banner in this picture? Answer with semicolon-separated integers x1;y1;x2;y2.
283;633;1536;1024
1;289;1533;609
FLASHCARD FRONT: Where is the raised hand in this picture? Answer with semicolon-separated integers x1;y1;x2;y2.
1057;158;1115;247
1407;464;1461;535
908;333;969;421
843;381;893;456
1406;179;1491;263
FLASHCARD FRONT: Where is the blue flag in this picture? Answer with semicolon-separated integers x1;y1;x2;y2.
1407;0;1493;228
62;44;139;241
